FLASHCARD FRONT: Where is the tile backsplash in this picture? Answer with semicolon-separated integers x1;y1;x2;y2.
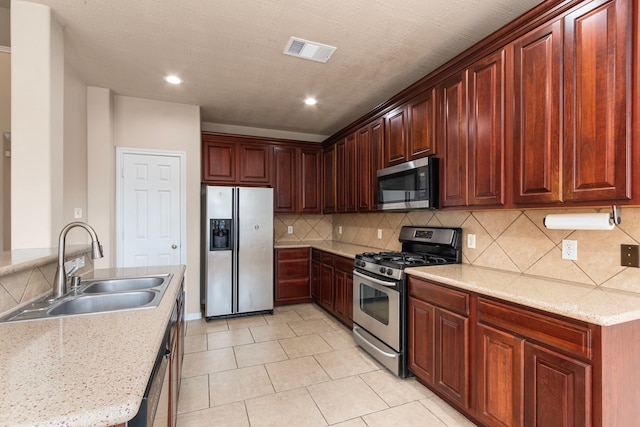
277;207;640;293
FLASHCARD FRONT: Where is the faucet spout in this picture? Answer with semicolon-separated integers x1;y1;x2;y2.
53;222;104;299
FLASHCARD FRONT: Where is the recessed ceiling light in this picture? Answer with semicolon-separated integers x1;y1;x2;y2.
164;75;182;85
304;97;317;106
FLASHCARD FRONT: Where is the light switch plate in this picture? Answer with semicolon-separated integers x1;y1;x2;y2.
338;226;343;234
621;244;640;267
562;240;578;260
287;225;293;234
467;234;476;249
377;229;382;239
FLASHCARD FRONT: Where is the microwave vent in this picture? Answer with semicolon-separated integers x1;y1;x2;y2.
283;37;337;63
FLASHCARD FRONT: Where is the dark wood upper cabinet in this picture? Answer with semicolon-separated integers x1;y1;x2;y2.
344;133;357;212
384;106;409;167
467;49;505;207
438;71;469;208
237;144;271;184
323;145;336;214
512;20;563;205
202;140;236;182
273;146;296;213
563;0;631;202
408;89;438;159
335;139;347;212
356;125;372;212
299;148;322;213
370;119;384;209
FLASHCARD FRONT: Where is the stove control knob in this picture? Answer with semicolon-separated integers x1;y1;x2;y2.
386;268;393;276
357;261;365;267
379;267;386;274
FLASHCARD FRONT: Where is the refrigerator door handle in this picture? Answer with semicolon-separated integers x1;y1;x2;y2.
232;187;239;313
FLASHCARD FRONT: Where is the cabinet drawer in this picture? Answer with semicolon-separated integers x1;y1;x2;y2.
478;297;593;360
321;252;334;265
334;256;353;273
276;247;310;261
408;277;469;316
277;259;310;278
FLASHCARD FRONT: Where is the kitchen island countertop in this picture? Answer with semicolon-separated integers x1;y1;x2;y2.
0;264;186;427
406;263;640;326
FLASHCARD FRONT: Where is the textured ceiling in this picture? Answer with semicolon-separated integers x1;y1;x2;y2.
17;0;543;138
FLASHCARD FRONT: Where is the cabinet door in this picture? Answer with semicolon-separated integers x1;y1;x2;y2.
273;146;296;213
435;307;469;408
408;296;436;385
334;269;346;318
563;0;631;202
238;144;271;184
438;71;469;207
512;20;563;204
345;133;357;212
345;272;353;326
370;119;384;210
335;139;347;212
299;148;322;213
320;263;334;311
384;106;408;166
524;342;591;427
274;248;311;305
408;89;437;159
311;260;321;302
356;124;372;211
323;146;336;213
202;140;236;182
477;323;525;427
468;49;505;207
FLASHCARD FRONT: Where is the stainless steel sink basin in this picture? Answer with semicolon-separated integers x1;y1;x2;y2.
0;273;173;322
82;277;165;294
47;291;157;316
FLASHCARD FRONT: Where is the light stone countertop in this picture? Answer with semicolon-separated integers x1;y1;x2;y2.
0;264;186;427
274;240;379;259
405;264;640;326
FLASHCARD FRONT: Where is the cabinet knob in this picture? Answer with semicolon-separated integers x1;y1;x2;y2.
171;244;178;249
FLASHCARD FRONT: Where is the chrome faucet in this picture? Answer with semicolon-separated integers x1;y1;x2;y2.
53;222;104;298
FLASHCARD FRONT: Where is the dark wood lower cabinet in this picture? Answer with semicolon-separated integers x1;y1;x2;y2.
476;323;524;427
274;248;312;305
308;248;353;328
408;274;640;427
524;342;590;427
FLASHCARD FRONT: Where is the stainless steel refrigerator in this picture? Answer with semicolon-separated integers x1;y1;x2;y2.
201;185;274;319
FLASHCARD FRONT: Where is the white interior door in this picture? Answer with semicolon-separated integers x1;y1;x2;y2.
118;150;184;267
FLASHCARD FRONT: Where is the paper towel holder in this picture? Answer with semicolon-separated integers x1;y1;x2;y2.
611;205;622;226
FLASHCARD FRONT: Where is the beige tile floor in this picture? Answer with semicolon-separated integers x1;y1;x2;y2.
174;303;477;427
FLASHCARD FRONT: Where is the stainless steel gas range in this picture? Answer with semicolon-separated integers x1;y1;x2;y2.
352;226;462;377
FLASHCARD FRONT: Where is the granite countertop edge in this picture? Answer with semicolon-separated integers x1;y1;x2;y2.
405;264;640;327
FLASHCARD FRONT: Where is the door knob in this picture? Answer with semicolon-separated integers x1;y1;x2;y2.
171;244;178;249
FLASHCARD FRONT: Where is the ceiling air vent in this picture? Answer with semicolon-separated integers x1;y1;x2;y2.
283;37;337;63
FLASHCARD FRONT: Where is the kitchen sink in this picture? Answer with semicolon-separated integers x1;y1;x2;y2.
0;274;173;322
82;277;165;294
47;291;157;316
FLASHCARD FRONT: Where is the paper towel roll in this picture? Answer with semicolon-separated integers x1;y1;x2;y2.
543;213;615;230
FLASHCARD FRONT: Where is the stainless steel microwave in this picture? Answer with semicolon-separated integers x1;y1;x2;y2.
377;157;439;211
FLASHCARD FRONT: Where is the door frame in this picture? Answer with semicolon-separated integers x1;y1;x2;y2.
115;147;187;268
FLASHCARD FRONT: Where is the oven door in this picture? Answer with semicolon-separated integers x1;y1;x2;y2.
352;269;400;352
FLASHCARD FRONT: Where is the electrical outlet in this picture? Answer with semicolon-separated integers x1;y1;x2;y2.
73;208;82;219
562;239;578;260
467;234;476;249
338;226;343;234
77;256;85;268
287;225;293;234
377;229;383;239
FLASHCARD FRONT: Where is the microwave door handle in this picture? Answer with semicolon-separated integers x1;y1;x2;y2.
353;270;398;288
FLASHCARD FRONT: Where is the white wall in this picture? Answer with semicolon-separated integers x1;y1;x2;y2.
0;51;9;251
10;0;64;248
88;94;202;316
63;64;88;245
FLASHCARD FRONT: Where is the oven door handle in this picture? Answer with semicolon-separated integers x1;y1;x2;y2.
353;270;398;288
353;326;398;359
